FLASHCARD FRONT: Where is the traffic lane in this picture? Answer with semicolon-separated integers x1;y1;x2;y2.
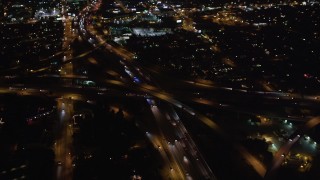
1;74;264;179
150;100;205;179
3;65;264;179
162;104;216;179
174;93;320;118
3;73;314;125
150;106;186;179
153;106;202;179
144;106;186;179
171;88;320;108
0;82;141;102
180;97;314;122
97;28;215;179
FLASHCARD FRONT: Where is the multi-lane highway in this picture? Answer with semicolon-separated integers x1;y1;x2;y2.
77;2;320;179
1;1;319;180
73;1;218;179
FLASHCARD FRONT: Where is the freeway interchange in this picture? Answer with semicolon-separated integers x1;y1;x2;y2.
1;1;320;180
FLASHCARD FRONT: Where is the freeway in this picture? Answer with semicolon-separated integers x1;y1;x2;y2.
80;6;311;178
145;104;186;180
82;23;265;180
127;64;320;117
2;1;319;179
0;77;219;179
162;104;216;179
7;69;317;179
0;2;298;178
3;35;320;178
1;75;268;179
3;67;310;180
78;2;217;178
